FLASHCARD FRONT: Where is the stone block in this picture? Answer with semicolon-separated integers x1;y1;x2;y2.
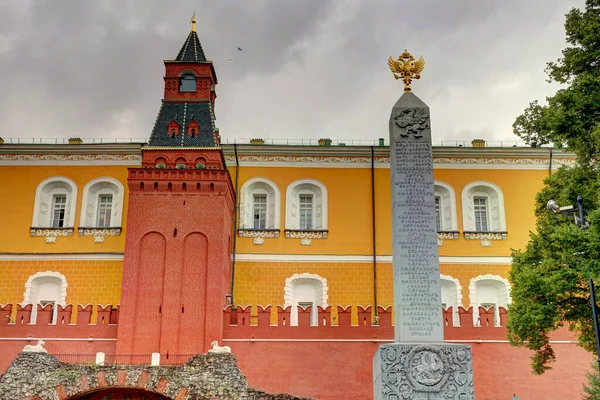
373;343;474;400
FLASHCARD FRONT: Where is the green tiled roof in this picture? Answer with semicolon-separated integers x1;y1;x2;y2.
148;102;216;147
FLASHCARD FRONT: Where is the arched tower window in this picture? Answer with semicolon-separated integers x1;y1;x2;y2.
285;179;328;231
31;177;78;228
80;177;125;228
239;177;281;230
469;274;511;327
284;273;329;326
179;73;196;92
23;271;68;324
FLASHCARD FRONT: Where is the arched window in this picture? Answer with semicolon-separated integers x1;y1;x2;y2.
80;177;125;228
23;271;68;324
32;177;78;228
179;73;196;92
285;179;328;231
461;181;506;232
469;274;511;327
440;274;463;326
434;181;458;232
239;178;281;230
284;273;329;326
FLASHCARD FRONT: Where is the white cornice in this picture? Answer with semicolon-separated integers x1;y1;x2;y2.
0;253;124;260
0;253;512;264
233;254;512;264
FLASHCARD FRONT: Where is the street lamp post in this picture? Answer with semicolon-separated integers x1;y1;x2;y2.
548;196;600;370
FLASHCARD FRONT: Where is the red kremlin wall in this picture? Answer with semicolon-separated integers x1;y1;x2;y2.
0;303;592;400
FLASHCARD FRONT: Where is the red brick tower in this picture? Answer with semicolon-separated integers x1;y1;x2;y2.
116;16;234;355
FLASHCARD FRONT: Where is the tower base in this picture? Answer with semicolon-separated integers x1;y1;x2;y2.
373;343;474;400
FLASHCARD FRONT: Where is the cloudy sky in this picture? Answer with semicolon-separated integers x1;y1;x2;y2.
0;0;585;145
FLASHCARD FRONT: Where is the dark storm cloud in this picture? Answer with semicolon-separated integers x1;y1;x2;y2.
0;0;586;143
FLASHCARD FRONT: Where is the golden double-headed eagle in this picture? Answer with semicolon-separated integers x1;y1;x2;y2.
388;50;425;92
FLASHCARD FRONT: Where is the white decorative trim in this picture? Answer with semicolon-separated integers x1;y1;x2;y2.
238;177;281;230
78;228;122;243
0;253;124;260
434;181;458;231
464;232;507;247
238;229;280;238
469;274;512;327
301;238;312;246
285;230;328;239
284;273;329;326
79;177;125;229
23;271;68;324
461;180;507;233
31;176;78;229
253;237;265;245
285;179;328;230
0;154;141;166
440;274;463;327
232;254;513;263
223;155;575;170
437;231;459;246
30;228;74;244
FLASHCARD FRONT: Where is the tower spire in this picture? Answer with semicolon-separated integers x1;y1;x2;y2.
190;11;197;32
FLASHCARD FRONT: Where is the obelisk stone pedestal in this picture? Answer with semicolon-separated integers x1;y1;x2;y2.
373;91;474;399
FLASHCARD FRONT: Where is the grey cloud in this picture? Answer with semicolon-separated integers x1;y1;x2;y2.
0;0;587;142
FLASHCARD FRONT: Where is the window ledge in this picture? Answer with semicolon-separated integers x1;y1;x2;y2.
284;230;328;246
437;231;460;246
78;227;122;243
464;231;507;247
30;227;74;244
237;229;280;245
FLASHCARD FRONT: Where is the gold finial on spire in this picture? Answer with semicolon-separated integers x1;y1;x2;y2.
388;50;425;92
190;11;197;32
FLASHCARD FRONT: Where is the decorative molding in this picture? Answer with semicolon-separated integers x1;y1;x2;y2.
0;253;125;260
464;232;507;247
223;155;576;170
237;229;280;238
30;228;74;244
440;274;463;327
437;231;459;246
23;271;68;307
284;273;329;309
233;254;513;264
301;238;312;246
78;227;122;243
0;154;142;166
284;230;328;239
468;274;512;327
253;237;265;245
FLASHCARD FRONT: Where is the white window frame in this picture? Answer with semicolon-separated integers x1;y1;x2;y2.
434;181;458;232
468;274;512;327
22;271;68;324
239;177;281;230
284;273;329;327
252;193;268;230
80;177;125;228
461;181;506;232
285;179;328;231
32;177;78;228
440;274;463;327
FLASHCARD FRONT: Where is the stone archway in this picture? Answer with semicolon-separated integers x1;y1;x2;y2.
68;388;171;400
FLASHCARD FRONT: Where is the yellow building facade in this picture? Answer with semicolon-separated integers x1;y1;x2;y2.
0;141;574;324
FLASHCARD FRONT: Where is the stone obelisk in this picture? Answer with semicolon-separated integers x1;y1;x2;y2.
372;51;474;400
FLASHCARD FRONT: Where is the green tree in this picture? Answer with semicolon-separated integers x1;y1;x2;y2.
508;0;600;376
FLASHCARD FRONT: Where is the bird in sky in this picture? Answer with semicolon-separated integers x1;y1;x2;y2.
237;47;243;51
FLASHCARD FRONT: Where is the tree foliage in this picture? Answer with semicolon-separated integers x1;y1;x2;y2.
508;0;600;375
